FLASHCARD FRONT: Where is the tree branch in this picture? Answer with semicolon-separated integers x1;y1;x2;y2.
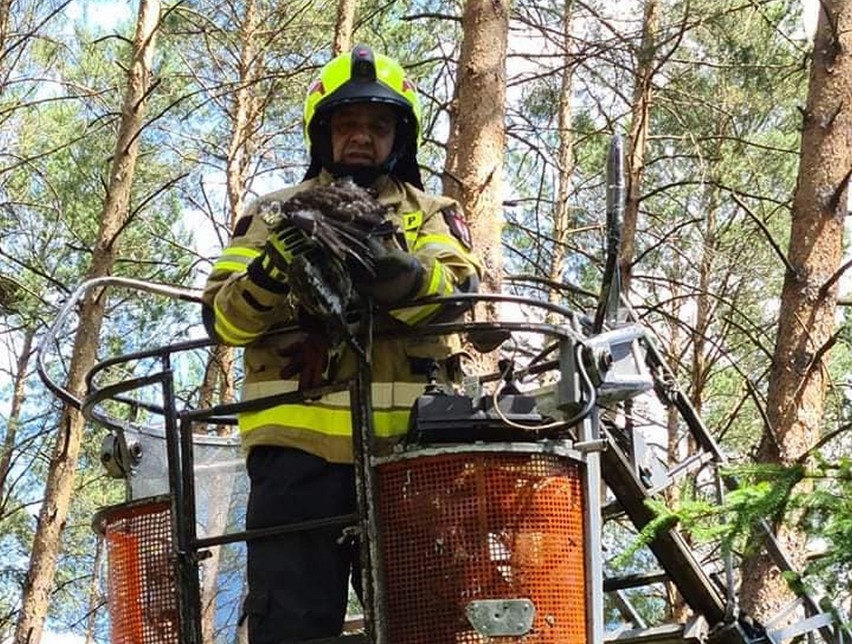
731;192;797;277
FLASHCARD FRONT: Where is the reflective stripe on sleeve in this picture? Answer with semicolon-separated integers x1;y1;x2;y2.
212;246;262;274
213;261;252;274
213;300;266;345
411;232;474;260
390;261;452;325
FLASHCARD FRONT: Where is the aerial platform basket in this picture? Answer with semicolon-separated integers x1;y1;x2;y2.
93;496;179;644
374;445;587;644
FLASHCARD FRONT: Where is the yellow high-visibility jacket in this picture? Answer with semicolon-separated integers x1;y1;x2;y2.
202;171;483;463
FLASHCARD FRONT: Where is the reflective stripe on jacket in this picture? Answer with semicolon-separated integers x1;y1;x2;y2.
202;172;482;463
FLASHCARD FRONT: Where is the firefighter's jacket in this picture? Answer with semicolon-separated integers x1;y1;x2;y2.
203;171;483;463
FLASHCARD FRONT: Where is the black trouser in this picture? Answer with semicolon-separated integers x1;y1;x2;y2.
244;446;360;644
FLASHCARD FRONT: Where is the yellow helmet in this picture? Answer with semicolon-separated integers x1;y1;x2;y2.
303;45;424;188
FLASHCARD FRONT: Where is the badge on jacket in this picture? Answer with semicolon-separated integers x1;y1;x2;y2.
442;207;473;250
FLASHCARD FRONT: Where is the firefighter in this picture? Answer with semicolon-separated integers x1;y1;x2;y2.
202;45;482;643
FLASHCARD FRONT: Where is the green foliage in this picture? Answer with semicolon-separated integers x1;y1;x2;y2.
672;464;803;548
639;460;852;606
1;0;849;636
793;455;852;601
611;505;681;568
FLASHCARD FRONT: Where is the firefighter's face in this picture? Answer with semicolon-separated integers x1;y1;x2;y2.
330;103;396;167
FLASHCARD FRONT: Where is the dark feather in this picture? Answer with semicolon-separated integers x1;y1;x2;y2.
288;254;352;335
281;210;376;275
281;177;388;228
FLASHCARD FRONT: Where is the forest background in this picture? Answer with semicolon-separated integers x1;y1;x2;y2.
0;0;851;642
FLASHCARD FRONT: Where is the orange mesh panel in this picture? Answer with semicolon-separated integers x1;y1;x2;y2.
102;499;180;644
376;451;587;644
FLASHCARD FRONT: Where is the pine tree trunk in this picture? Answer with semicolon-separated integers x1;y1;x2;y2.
738;0;852;624
198;1;262;636
198;345;236;641
83;536;104;644
619;0;658;294
333;0;357;55
443;0;508;348
198;346;236;433
664;403;688;621
691;186;719;416
215;0;256;433
548;0;575;311
225;0;258;222
663;309;689;621
0;0;12;66
0;327;34;516
14;0;160;640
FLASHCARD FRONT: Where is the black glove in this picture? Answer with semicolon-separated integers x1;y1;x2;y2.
248;223;314;292
355;239;424;305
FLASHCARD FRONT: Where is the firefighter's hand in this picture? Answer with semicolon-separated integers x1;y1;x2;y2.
250;224;316;288
278;332;330;393
355;241;424;304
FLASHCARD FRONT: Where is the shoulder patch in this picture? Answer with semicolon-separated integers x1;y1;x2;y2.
441;207;473;250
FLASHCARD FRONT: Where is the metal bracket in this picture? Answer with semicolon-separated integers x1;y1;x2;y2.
99;431;141;479
466;598;536;636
